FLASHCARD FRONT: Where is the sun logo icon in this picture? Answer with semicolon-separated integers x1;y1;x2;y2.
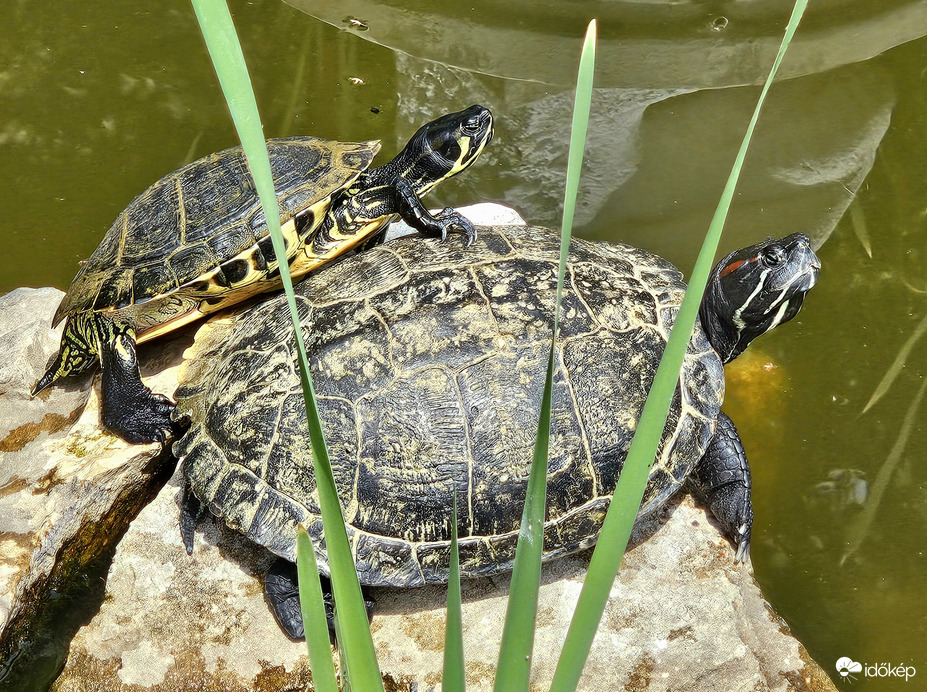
836;657;863;683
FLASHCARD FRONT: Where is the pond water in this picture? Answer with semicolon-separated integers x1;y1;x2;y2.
3;1;926;689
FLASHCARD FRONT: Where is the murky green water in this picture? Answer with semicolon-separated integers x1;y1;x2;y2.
3;1;926;688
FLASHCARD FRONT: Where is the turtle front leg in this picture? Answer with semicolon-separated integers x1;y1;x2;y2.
264;558;375;642
98;318;176;444
689;411;754;563
393;177;478;246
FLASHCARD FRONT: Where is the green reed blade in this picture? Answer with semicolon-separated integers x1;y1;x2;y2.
297;525;339;692
861;312;927;414
189;2;383;689
843;375;927;565
443;494;466;692
554;19;597;336
849;203;873;259
493;349;555;692
549;3;808;690
492;20;596;692
292;356;382;691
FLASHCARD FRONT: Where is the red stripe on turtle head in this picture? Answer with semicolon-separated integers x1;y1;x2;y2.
719;257;754;279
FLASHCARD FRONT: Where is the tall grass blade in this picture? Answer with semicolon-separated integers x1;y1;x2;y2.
292;357;381;690
189;2;383;689
296;525;339;692
842;376;927;565
493;19;596;692
549;3;808;690
861;313;927;414
493;351;555;692
442;495;466;692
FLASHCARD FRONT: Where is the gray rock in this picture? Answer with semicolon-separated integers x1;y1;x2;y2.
0;288;88;452
385;202;527;242
50;479;836;692
0;287;187;690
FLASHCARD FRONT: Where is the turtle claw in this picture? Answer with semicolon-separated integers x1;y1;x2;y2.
463;224;478;248
434;207;477;246
734;536;751;564
99;326;179;445
151;421;171;445
690;412;755;563
180;484;203;556
733;523;751;564
265;560;307;641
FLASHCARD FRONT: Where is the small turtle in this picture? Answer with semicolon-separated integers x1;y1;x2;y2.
32;105;494;444
174;224;820;638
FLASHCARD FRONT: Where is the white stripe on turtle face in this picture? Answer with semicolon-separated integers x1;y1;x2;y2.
732;265;809;339
761;267;815;334
762;294;793;335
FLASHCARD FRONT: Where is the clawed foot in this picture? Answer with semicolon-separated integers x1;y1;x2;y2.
265;559;317;641
432;208;478;246
102;391;178;445
264;558;375;642
99;324;182;446
695;480;753;563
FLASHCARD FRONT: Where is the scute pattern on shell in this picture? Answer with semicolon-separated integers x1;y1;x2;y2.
174;225;725;587
54;137;379;326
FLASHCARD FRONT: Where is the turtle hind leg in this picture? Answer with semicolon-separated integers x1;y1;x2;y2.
31;313;101;396
264;558;375;642
689;411;754;563
265;559;312;641
97;317;176;444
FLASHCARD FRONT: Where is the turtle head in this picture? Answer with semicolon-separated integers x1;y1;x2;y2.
700;233;821;363
392;104;493;195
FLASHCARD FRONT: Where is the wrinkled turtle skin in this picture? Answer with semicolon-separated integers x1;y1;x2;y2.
174;224;820;599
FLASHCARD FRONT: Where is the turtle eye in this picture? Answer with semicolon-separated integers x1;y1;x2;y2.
761;245;786;266
462;115;482;135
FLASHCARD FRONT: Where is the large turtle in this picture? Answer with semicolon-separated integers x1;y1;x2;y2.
32;105;494;444
174;224;820;638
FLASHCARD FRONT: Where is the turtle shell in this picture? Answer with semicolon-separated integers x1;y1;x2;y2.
55;137;380;340
174;225;725;587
